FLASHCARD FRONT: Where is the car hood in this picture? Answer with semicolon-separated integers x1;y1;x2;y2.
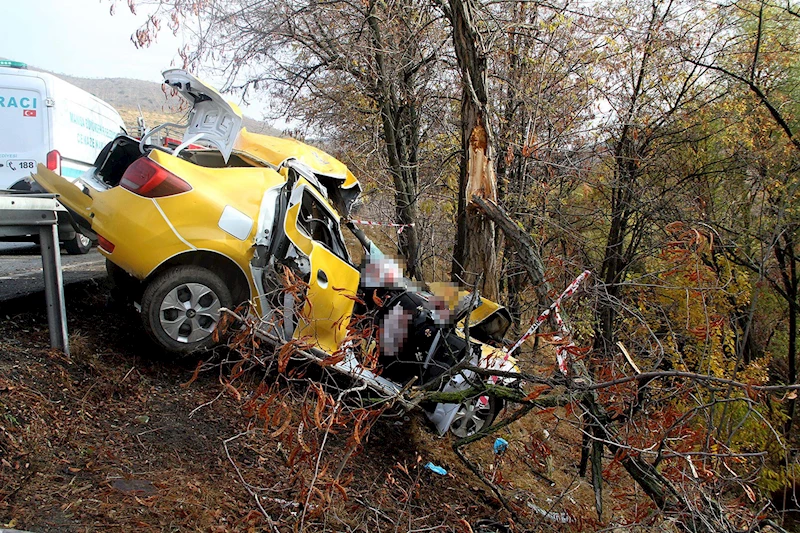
162;69;243;162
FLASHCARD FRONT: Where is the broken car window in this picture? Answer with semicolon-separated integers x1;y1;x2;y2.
297;190;350;262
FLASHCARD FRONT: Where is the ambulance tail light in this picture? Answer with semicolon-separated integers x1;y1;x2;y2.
46;150;61;176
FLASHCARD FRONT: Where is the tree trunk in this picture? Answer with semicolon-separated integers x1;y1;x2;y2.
775;231;798;432
595;142;636;353
367;1;422;280
447;0;499;300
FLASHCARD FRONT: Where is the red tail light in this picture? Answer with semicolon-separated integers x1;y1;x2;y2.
46;150;61;175
119;157;192;198
97;235;115;253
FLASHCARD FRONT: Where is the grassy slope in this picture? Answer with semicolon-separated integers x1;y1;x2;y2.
0;276;622;532
0;280;499;531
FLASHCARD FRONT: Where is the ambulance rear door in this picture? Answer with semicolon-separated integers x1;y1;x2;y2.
0;68;49;189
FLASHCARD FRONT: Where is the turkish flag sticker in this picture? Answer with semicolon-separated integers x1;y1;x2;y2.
23;109;36;117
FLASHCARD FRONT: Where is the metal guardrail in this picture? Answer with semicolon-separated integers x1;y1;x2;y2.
0;190;69;354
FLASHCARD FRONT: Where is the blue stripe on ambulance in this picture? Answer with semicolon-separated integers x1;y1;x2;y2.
61;167;84;178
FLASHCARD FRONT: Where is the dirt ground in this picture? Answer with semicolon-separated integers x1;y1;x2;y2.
0;279;612;532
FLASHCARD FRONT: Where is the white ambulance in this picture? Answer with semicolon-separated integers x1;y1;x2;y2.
0;60;126;253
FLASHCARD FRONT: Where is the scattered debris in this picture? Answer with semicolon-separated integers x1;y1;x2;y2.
110;479;156;497
493;438;508;455
424;462;448;476
525;500;573;524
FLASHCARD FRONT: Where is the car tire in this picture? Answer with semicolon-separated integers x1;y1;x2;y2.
449;394;502;438
64;232;92;255
141;266;232;354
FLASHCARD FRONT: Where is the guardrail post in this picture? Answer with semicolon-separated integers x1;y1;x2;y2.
39;223;69;354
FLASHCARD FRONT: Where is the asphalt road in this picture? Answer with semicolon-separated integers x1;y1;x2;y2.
0;242;106;301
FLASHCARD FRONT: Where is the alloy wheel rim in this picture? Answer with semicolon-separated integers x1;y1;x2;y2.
78;234;91;247
159;282;221;343
449;397;492;438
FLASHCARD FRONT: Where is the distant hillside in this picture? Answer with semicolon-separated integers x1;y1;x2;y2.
57;75;181;116
60;74;279;135
0;57;280;136
17;66;278;135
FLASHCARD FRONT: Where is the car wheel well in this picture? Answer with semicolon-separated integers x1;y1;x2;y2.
147;251;251;305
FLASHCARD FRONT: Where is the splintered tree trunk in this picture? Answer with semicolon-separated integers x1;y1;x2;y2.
448;0;499;300
461;107;499;300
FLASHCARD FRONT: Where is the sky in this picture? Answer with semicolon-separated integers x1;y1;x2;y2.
1;0;270;118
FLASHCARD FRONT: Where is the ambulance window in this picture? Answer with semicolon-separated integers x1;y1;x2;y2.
297;191;350;262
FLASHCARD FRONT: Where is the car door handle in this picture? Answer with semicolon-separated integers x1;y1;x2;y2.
317;270;328;284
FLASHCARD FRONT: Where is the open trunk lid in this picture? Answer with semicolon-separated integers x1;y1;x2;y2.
162;69;242;162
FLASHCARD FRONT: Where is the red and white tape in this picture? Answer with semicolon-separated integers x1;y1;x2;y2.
505;270;591;374
350;219;415;234
553;306;575;375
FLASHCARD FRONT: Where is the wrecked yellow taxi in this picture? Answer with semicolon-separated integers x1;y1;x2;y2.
33;70;519;436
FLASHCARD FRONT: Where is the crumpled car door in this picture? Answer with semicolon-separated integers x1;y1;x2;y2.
283;178;360;355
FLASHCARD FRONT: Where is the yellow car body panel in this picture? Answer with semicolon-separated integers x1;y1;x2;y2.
34;163;190;275
428;282;510;330
35;163;193;279
93;191;190;279
148;150;284;277
34;164;94;214
296;244;360;354
462;293;504;325
282;178;360;353
284;201;314;257
234;129;360;189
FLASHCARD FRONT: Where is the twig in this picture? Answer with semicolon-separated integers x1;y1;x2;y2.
300;381;369;529
136;427;164;437
119;366;137;383
223;430;281;533
452;445;524;525
582;370;800;393
617;342;640;374
189;391;225;419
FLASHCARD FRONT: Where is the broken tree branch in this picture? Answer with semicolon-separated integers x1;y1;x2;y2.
472;195;552;305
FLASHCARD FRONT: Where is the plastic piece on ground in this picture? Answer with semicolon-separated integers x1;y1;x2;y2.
494;437;509;455
424;462;447;475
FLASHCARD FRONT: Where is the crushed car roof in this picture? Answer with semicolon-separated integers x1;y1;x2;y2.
234;129;360;191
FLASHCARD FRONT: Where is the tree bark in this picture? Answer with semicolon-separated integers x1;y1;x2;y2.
367;0;423;280
775;231;798;431
446;0;499;300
